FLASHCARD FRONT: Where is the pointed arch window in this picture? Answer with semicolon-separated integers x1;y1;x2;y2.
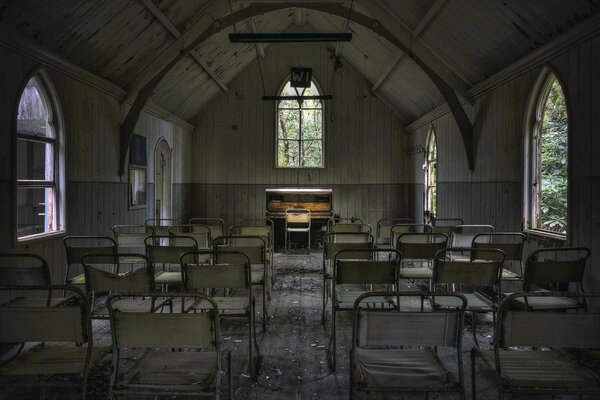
527;70;568;236
424;127;437;216
276;80;324;168
16;74;65;241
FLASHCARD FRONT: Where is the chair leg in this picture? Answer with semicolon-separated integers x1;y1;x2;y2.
471;349;477;400
228;351;234;400
472;311;480;348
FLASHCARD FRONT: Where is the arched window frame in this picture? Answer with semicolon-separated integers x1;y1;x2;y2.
523;66;569;239
424;125;437;217
275;77;324;168
14;68;66;243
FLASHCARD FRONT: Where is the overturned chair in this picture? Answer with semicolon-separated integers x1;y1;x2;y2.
471;292;600;400
350;291;467;400
107;292;232;400
0;284;110;399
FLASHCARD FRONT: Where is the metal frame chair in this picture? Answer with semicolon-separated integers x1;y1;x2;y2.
430;218;463;236
328;248;400;371
450;224;494;256
512;247;591;311
396;232;448;287
212;235;269;331
230;219;275;287
390;224;432;254
112;224;155;266
144;218;181;236
181;250;259;379
432;247;505;347
145;235;198;288
375;217;412;247
63;236;118;286
472;232;526;286
0;284;110;399
189;217;226;242
285;208;311;253
350;291;467;400
321;232;375;324
107;292;232;400
471;292;600;400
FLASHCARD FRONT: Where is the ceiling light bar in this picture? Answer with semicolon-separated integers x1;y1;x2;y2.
229;32;352;43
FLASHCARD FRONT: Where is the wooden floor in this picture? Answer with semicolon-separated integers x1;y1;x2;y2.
2;253;584;400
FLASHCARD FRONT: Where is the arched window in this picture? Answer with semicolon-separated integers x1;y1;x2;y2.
276;79;323;168
526;70;568;236
424;127;437;217
16;73;64;241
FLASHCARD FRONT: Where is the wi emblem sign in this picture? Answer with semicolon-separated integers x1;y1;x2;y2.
290;67;312;88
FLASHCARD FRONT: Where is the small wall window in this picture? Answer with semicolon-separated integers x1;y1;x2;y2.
424;127;437;217
527;70;568;236
16;74;64;241
276;80;323;168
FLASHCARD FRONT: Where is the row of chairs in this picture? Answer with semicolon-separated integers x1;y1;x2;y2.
348;291;600;400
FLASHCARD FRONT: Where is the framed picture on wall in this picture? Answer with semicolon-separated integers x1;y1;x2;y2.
128;134;147;209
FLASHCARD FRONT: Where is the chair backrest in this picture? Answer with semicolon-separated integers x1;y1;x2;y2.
212;235;265;264
286;208;311;224
64;236;118;266
523;247;590;289
323;232;374;260
396;233;448;260
0;285;89;344
189;218;226;239
376;217;412;242
497;292;600;350
472;232;525;262
0;253;50;286
108;293;219;350
145;235;198;264
181;250;250;290
451;224;494;248
431;218;463;236
353;291;466;348
231;219;274;242
82;253;154;293
433;248;504;286
334;249;400;285
391;224;432;248
112;225;155;251
169;224;212;248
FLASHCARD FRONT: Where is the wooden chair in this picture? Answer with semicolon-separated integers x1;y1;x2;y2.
350;291;467;400
144;235;198;288
375;217;412;247
107;292;232;400
396;232;448;287
63;236;118;286
432;247;505;347
0;253;70;307
321;232;375;324
181;250;259;379
0;285;110;399
213;235;269;331
328;248;400;371
471;292;600;400
512;247;591;311
82;253;168;319
285;207;311;253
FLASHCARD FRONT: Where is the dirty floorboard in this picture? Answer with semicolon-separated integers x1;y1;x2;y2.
0;253;586;399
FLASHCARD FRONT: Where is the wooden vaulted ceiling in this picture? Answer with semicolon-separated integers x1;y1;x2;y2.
1;0;598;124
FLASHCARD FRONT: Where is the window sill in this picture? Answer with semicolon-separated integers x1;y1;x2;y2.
523;228;567;242
16;230;66;246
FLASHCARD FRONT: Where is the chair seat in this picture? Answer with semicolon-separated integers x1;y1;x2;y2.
190;297;250;313
354;348;455;389
0;345;110;376
476;349;600;389
435;292;494;311
501;268;522;280
154;271;182;285
2;297;72;308
399;267;432;279
119;255;148;265
510;295;583;310
93;299;166;317
335;290;390;306
251;269;264;284
67;273;86;285
118;350;220;394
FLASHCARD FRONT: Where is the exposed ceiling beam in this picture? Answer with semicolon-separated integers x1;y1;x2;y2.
248;19;266;57
370;0;446;92
137;0;228;94
119;2;475;175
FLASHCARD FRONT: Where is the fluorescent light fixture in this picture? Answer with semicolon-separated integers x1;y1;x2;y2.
229;32;352;43
266;188;332;193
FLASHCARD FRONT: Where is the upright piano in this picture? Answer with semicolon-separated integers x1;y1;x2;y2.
265;188;333;248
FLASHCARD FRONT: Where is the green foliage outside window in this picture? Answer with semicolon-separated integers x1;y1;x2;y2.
536;78;568;234
277;81;323;168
